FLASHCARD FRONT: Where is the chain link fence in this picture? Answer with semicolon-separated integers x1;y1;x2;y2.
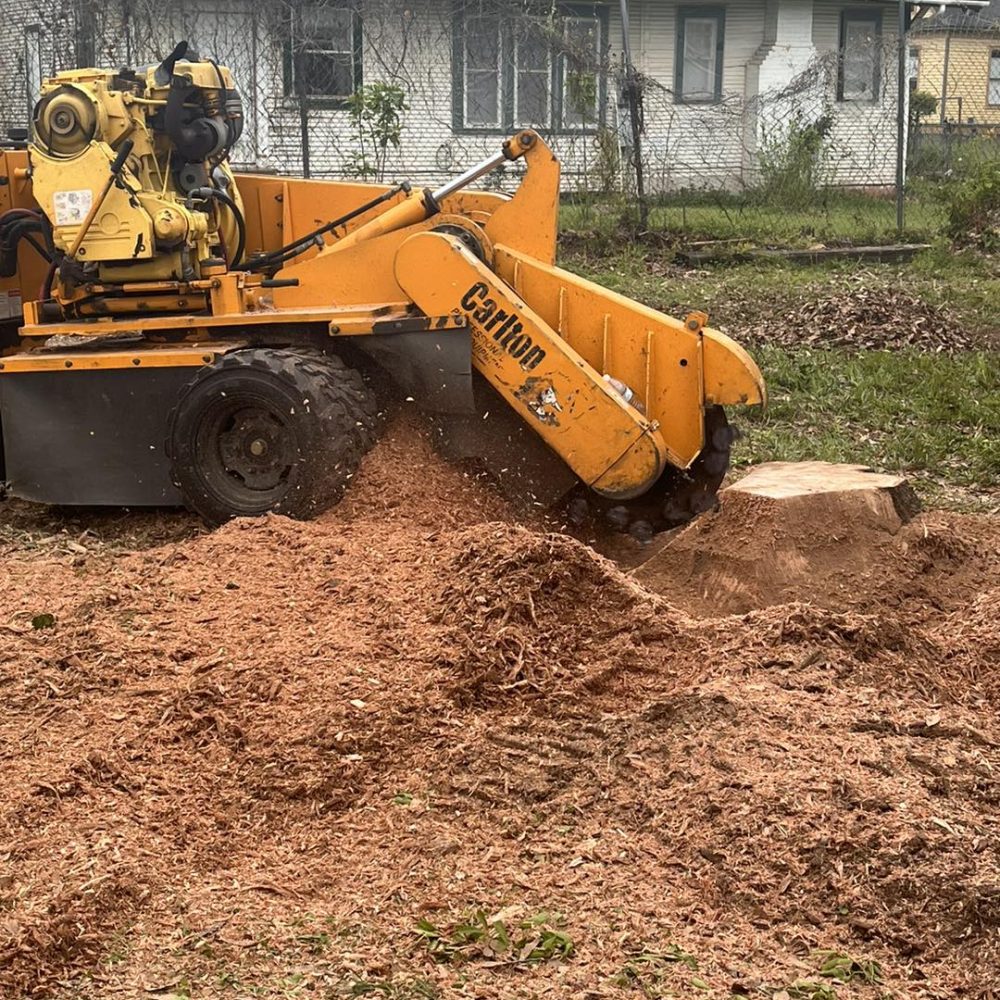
7;0;991;246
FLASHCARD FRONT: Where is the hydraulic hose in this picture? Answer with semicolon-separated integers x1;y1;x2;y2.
212;190;246;269
0;214;50;277
187;186;246;269
0;208;41;224
247;182;410;272
20;232;50;262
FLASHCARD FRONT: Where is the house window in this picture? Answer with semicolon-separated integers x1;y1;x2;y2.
563;16;601;126
989;50;1000;105
908;46;920;92
284;1;362;105
675;7;724;103
464;14;503;126
838;10;882;102
515;20;553;127
453;3;608;133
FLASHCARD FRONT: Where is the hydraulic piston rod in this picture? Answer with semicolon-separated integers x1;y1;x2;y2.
329;139;528;253
431;149;508;203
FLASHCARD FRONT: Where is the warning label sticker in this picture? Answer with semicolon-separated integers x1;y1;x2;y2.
53;189;93;227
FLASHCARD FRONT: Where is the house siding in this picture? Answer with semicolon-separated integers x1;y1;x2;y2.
0;0;901;193
626;0;768;190
623;0;899;189
912;32;1000;125
814;0;899;185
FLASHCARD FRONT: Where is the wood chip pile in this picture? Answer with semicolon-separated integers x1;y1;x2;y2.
0;417;997;998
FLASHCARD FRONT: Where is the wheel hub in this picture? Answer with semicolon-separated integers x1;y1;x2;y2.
217;407;293;490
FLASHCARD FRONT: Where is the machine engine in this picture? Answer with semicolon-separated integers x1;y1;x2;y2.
27;41;244;303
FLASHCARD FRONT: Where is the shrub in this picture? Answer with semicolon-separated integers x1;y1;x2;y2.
345;82;409;182
946;158;1000;248
590;126;622;195
909;90;938;127
757;113;834;208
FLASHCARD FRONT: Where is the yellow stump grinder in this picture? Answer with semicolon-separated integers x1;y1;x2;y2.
0;42;765;528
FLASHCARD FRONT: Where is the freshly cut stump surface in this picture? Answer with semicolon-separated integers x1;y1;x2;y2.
729;460;920;510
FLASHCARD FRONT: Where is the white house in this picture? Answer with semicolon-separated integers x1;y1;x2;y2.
0;0;901;191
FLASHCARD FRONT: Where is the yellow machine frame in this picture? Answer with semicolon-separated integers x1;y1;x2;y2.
4;130;763;504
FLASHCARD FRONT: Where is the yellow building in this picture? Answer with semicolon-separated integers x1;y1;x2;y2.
910;0;1000;125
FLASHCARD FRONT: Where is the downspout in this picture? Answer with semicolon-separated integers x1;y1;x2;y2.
941;30;951;123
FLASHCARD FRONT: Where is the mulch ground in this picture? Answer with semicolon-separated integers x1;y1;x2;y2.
1;415;998;999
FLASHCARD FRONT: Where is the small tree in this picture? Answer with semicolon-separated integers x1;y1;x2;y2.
345;82;409;182
909;90;938;130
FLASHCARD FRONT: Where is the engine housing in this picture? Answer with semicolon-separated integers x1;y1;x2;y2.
29;44;245;292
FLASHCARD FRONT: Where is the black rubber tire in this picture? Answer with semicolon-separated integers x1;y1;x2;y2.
166;348;377;526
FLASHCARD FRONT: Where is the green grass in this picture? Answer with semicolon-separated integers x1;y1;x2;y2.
613;944;701;996
560;191;947;247
561;240;1000;344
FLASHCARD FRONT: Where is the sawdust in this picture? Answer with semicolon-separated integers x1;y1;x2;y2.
0;415;998;998
635;487;1000;622
432;525;683;704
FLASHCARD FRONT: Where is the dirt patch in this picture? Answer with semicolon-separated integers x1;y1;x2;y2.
1;418;998;998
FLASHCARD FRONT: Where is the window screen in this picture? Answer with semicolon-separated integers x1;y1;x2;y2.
453;3;607;132
675;8;724;103
515;22;551;127
465;16;503;127
287;2;359;102
562;17;600;127
839;12;881;102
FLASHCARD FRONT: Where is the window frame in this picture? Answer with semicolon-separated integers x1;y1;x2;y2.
451;2;609;135
837;8;883;104
674;6;725;105
462;11;505;128
908;44;920;92
988;48;1000;106
283;1;363;110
